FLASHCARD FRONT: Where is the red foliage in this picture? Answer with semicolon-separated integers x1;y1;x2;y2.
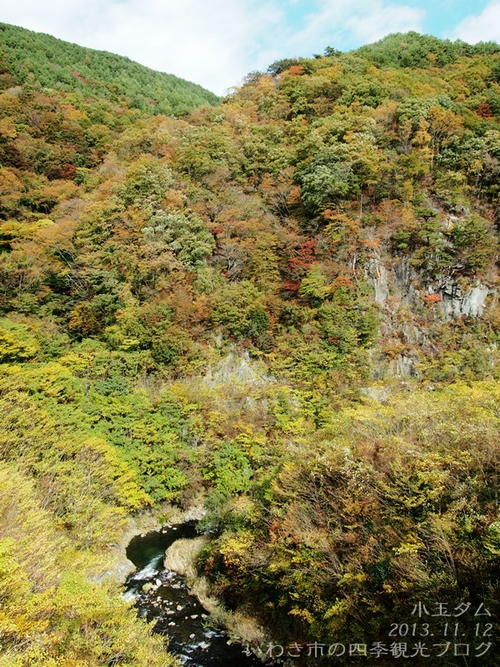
288;239;317;277
46;163;76;181
72;71;89;84
60;163;77;180
334;275;354;289
0;143;29;169
287;65;306;77
210;225;224;237
423;292;442;304
476;102;494;119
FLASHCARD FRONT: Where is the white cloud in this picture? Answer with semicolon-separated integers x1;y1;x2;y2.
0;0;426;94
346;4;425;44
292;0;424;53
451;2;500;44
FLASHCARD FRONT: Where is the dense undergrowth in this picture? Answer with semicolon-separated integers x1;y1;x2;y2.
1;26;500;665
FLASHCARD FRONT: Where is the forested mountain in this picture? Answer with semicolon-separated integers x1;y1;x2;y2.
1;27;500;666
0;22;219;116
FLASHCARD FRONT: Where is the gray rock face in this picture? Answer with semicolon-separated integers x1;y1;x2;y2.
203;353;274;390
438;281;491;319
91;556;137;584
390;354;418;377
360;386;390;403
369;251;493;321
392;258;412;294
460;285;490;317
366;254;389;305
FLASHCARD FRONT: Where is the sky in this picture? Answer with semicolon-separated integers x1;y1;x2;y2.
1;0;500;95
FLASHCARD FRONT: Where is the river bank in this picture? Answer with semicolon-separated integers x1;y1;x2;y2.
91;500;206;584
124;523;266;666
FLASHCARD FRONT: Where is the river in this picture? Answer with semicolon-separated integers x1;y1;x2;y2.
124;522;265;666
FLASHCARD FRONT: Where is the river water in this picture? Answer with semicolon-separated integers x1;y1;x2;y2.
124;523;264;666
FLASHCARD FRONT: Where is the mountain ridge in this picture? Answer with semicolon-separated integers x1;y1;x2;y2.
0;21;219;116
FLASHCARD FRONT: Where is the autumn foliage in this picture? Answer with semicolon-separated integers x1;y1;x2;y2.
0;25;500;666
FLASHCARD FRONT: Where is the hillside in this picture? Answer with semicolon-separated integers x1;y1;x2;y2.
0;30;500;666
355;30;500;67
0;22;219;116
